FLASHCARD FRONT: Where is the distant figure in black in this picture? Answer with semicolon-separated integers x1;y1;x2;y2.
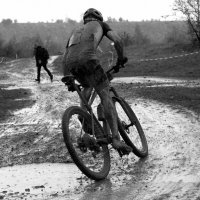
34;45;53;83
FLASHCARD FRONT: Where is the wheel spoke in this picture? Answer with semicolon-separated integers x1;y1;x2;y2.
114;99;148;157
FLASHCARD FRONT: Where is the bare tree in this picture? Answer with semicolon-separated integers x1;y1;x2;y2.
173;0;200;44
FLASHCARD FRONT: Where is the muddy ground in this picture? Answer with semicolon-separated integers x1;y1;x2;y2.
0;57;200;200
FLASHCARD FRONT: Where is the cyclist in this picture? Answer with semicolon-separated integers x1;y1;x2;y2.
62;8;132;154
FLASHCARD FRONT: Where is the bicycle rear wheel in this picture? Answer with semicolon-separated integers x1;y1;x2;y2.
62;106;110;180
113;97;148;158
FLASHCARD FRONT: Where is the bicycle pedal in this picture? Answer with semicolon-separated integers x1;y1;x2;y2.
117;149;131;157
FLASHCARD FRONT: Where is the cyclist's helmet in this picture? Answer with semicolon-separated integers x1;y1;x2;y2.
83;8;103;22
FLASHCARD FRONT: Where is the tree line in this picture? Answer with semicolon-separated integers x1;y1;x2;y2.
0;18;198;58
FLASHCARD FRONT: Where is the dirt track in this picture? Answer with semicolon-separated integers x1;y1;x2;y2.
0;58;200;200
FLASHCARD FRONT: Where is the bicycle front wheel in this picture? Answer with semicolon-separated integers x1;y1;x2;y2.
113;97;148;158
62;106;110;181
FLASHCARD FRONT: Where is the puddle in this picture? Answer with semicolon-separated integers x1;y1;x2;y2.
0;163;82;195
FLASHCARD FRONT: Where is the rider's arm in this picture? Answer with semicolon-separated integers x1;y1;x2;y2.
62;48;70;76
62;36;71;76
100;22;124;61
62;47;75;91
106;30;124;61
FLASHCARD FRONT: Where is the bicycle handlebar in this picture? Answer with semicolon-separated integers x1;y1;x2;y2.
106;57;128;80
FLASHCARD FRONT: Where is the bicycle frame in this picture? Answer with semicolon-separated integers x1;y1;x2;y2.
62;63;125;144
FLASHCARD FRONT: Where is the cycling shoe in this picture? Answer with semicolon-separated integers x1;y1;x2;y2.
112;139;132;156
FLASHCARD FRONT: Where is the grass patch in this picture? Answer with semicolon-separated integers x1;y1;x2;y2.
118;43;200;78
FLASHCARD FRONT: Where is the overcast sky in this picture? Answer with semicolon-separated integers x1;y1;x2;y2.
0;0;176;23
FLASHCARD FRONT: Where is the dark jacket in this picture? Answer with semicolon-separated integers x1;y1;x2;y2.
34;46;49;66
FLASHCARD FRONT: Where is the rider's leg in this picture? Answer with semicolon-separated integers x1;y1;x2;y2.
98;88;132;152
80;87;93;110
97;87;121;148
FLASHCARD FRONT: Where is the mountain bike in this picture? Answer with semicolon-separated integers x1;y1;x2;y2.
61;62;148;181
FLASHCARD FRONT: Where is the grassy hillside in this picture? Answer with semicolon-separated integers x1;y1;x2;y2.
119;43;200;78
